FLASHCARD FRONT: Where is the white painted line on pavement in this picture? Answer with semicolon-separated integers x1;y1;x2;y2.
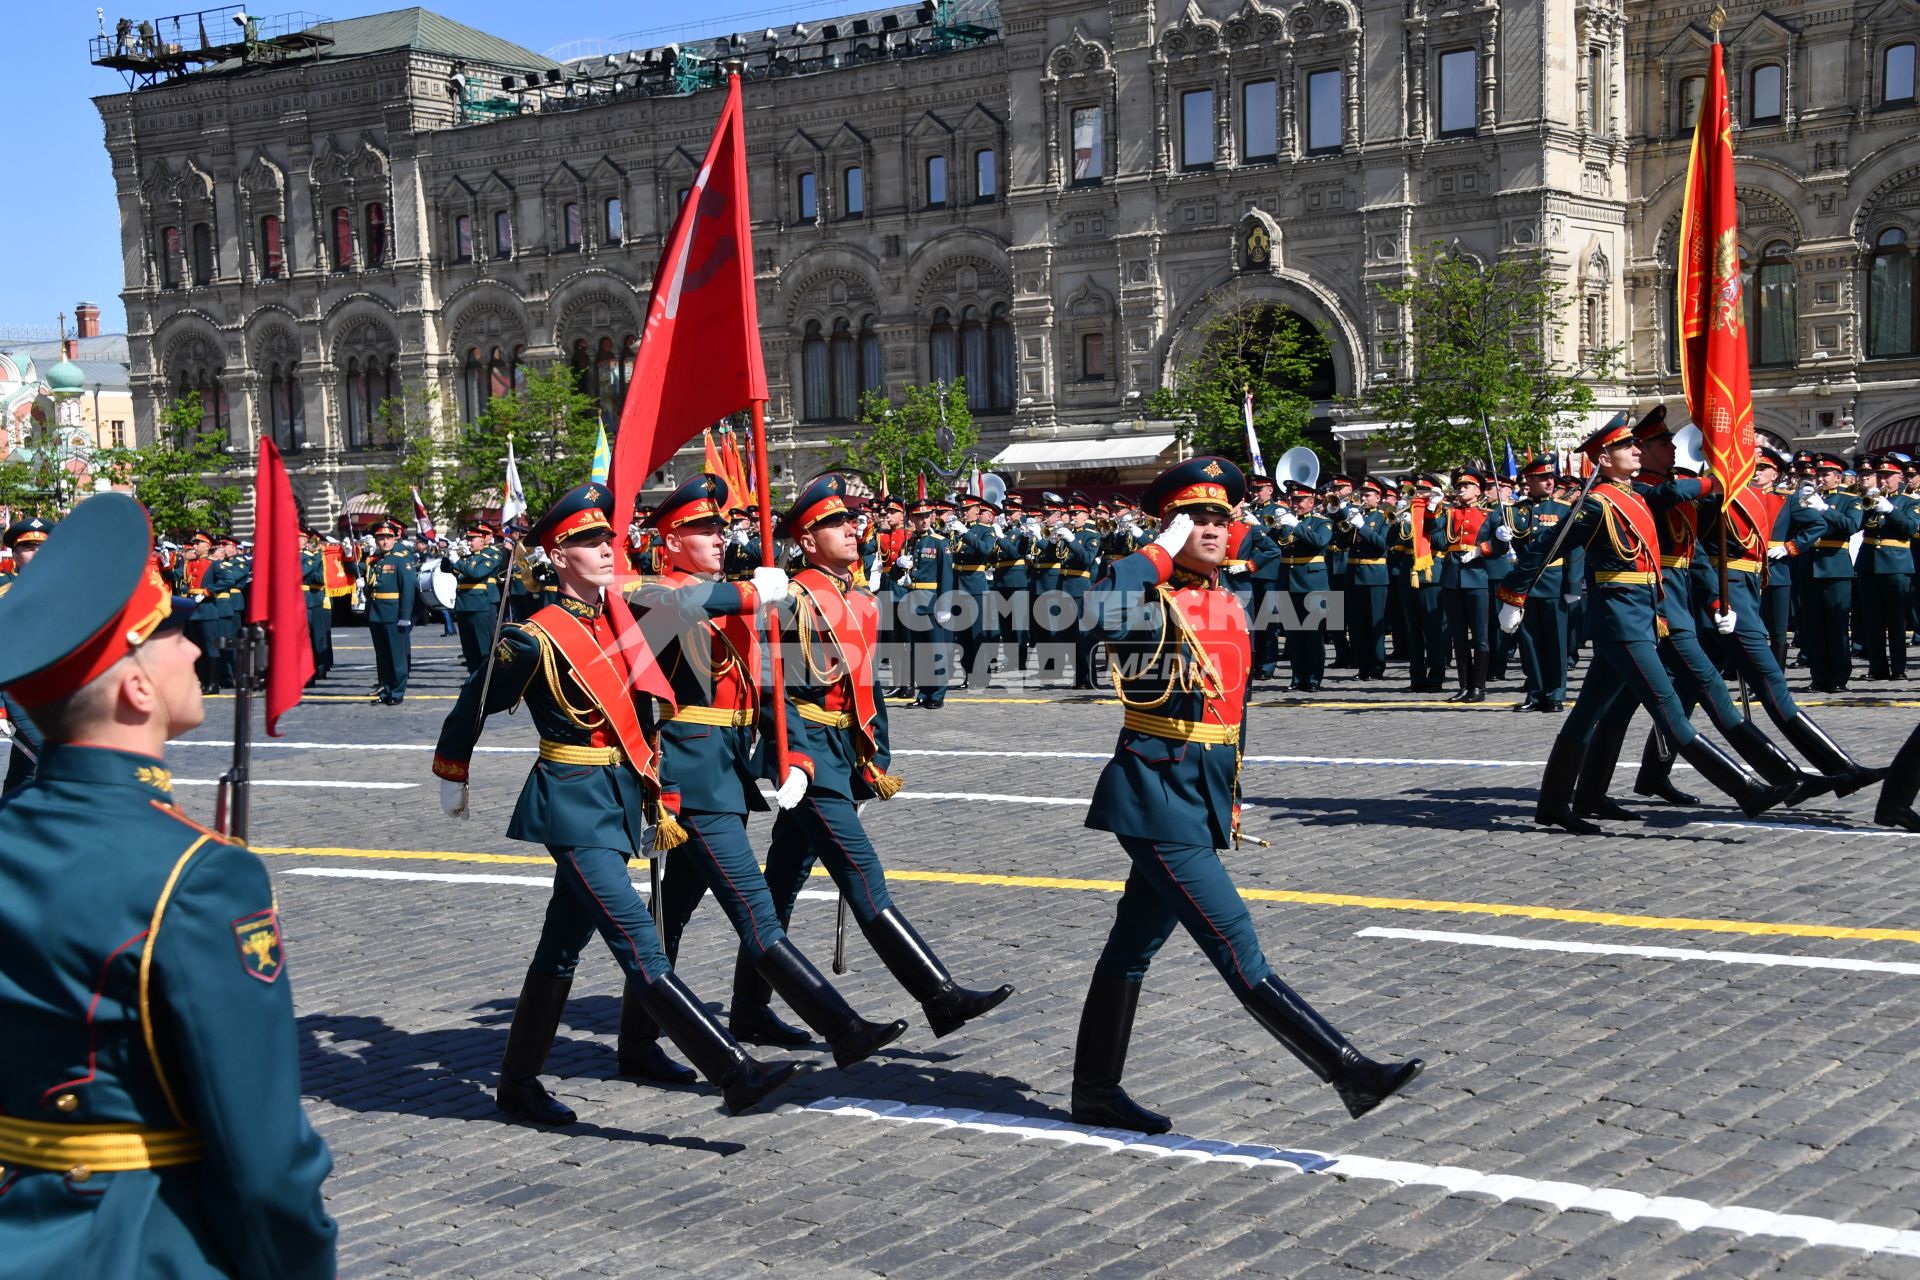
1689;821;1920;840
284;866;841;900
803;1097;1920;1259
1355;926;1920;976
897;790;1087;806
171;778;417;790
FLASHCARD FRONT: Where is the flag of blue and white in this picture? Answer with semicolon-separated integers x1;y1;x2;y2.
502;434;528;532
590;421;612;484
1243;388;1267;477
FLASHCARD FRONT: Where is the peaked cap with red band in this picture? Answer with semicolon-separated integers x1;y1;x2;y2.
529;482;615;551
0;494;196;708
647;472;731;533
1630;403;1672;443
1579;410;1637;461
778;473;853;538
1141;455;1246;519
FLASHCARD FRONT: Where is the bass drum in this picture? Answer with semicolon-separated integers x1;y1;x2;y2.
418;559;459;610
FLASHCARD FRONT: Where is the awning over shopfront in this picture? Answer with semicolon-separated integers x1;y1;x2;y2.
990;434;1179;472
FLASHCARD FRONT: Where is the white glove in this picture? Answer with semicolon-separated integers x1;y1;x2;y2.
1151;512;1193;558
1713;608;1738;635
440;779;469;819
0;718;13;740
1223;561;1250;575
1805;494;1829;512
751;565;790;604
397;619;413;630
1494;525;1513;543
774;765;808;810
1459;546;1480;563
1562;593;1581;605
1498;602;1523;634
1766;544;1789;561
1345;511;1364;530
1277;512;1300;529
935;610;954;627
993;518;1007;535
894;553;913;570
1874;497;1895;514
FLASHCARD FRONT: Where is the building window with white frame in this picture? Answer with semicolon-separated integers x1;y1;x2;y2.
1749;63;1784;125
1437;47;1477;136
1884;42;1916;105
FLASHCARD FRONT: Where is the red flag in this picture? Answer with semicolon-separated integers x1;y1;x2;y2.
410;485;435;539
1677;26;1757;496
703;429;725;482
610;75;766;524
247;438;313;736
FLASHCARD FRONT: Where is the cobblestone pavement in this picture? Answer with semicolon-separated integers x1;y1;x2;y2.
154;631;1920;1278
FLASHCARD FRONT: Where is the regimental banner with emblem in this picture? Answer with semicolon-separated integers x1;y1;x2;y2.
1676;10;1758;497
232;907;284;983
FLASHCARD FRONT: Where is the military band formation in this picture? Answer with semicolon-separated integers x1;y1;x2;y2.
2;404;1919;1277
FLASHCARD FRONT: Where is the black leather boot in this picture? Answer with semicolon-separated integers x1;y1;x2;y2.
1780;711;1890;799
1677;734;1791;818
1537;734;1602;834
1241;976;1423;1120
1445;644;1474;702
1723;721;1838;809
1461;652;1488;703
860;906;1013;1037
729;947;811;1047
617;978;696;1084
1631;727;1701;807
1567;704;1642;818
639;972;802;1115
497;973;577;1125
1874;723;1920;833
1070;975;1171;1133
756;938;908;1069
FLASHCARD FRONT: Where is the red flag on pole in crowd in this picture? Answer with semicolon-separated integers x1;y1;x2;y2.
1676;13;1758;499
247;437;313;736
703;429;725;482
410;485;435;539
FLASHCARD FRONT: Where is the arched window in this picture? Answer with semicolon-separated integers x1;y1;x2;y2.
364;202;387;267
160;226;182;288
570;338;594;396
604;197;623;244
988;303;1016;410
1752;240;1797;368
190;223;215;285
801;320;831;421
929;307;957;384
859;316;883;396
491;347;515;402
332;207;354;270
830;318;859;420
1868;228;1915;358
1749;64;1784;125
174;366;229;443
344;357;368;444
259;215;283;278
1678;76;1705;131
1886;42;1917;106
594;336;621;425
959;306;988;410
463;346;487;422
268;360;305;451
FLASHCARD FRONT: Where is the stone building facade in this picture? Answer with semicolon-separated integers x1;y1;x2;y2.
95;1;1920;527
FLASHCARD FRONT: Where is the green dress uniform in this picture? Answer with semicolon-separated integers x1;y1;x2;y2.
1388;496;1447;691
1436;488;1496;701
995;513;1036;670
300;539;334;681
1;688;42;794
431;484;798;1125
1511;488;1572;710
362;522;416;704
1065;512;1104;689
1070;456;1420;1136
1273;501;1333;691
1802;462;1863;691
1483;492;1522;681
0;493;334;1280
903;519;953;707
1029;503;1069;667
1339;497;1391;680
951;515;999;686
1857;488;1917;679
448;537;508;672
1249;496;1287;678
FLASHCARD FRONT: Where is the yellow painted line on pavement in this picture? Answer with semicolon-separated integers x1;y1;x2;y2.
256;845;1920;945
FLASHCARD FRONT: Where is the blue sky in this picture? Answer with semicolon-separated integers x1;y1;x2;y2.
4;1;815;339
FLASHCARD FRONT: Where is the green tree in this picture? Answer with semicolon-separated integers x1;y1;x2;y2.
1363;243;1614;473
0;458;35;514
824;381;978;497
97;393;241;536
1148;285;1333;474
442;363;602;519
359;386;451;529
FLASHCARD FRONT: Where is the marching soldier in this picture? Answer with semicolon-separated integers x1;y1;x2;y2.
1389;477;1448;693
0;493;336;1278
1071;455;1421;1134
301;526;334;684
902;497;953;708
996;492;1036;672
1065;493;1103;688
744;474;1013;1042
1755;450;1797;664
202;534;249;691
1801;453;1863;691
0;514;49;589
448;522;509;673
1511;458;1571;712
362;518;416;705
1438;470;1500;703
1324;475;1354;669
1030;493;1069;675
0;516;51;795
1339;478;1391;680
952;495;1000;688
622;474;906;1078
1498;416;1803;832
1859;457;1917;679
433;483;801;1124
1248;475;1286;679
1880;717;1920;832
723;508;761;582
1273;481;1333;691
860;496;911;697
1484;472;1523;683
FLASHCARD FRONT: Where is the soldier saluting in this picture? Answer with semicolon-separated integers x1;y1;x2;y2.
0;494;335;1278
1072;456;1422;1134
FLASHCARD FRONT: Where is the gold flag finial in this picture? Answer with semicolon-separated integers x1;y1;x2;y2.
1708;4;1726;32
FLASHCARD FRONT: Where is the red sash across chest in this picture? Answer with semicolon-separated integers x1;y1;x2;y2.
1592;484;1662;573
1169;582;1251;728
525;602;657;778
792;567;882;749
656;569;758;710
1447;507;1478;550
